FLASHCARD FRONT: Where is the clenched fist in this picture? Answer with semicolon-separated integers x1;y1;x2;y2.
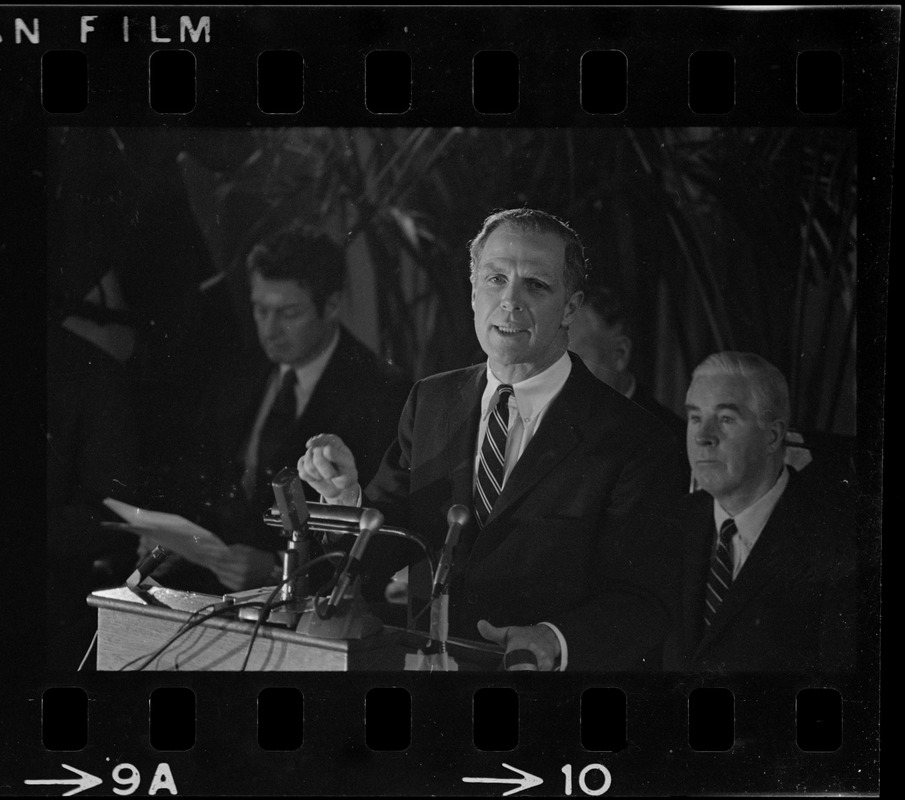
297;433;361;505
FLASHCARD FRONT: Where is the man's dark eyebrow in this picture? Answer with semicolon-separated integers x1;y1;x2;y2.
253;301;303;310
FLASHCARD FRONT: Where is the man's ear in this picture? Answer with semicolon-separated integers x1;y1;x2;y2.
322;291;343;322
561;290;584;327
766;418;787;452
612;334;632;373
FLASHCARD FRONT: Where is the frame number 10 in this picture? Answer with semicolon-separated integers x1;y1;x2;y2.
561;763;612;796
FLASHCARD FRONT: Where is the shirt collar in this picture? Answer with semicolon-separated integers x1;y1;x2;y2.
713;464;790;548
481;352;572;423
623;373;637;400
279;326;340;392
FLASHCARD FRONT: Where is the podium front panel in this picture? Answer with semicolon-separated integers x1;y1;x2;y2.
87;587;502;671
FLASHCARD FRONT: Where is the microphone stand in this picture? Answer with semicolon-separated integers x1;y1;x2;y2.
267;468;313;627
295;582;383;640
422;504;469;670
295;508;384;640
260;502;436;641
426;591;451;671
123;545;170;606
236;468;311;628
266;524;310;628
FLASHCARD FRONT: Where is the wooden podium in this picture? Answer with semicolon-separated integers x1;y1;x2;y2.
87;586;503;671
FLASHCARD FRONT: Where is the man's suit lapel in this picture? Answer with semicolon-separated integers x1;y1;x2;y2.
468;359;591;565
218;356;273;465
681;495;713;661
692;476;802;658
488;358;592;524
270;329;357;468
446;366;485;511
488;397;583;523
295;329;352;421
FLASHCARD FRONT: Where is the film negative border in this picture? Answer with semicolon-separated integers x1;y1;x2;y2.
0;6;898;124
1;4;894;797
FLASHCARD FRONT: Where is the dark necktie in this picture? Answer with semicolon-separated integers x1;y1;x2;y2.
704;518;736;627
474;384;514;529
256;369;298;487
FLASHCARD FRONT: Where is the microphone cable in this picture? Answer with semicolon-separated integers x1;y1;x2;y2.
116;597;279;672
239;550;346;672
117;551;345;671
77;630;99;672
310;526;437;623
114;530;442;671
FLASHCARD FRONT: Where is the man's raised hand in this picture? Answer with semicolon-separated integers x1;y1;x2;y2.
297;433;361;505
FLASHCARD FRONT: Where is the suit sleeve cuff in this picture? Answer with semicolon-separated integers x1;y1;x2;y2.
538;621;567;671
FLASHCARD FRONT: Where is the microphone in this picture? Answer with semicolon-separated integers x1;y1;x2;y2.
431;504;470;599
126;545;170;589
323;507;384;618
271;467;310;535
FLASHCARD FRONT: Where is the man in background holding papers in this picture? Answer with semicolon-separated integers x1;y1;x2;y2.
299;208;685;671
148;225;409;592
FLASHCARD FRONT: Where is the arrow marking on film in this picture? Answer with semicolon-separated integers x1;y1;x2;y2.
463;763;543;796
24;764;103;796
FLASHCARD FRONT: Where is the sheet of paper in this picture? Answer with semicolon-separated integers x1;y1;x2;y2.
102;498;230;567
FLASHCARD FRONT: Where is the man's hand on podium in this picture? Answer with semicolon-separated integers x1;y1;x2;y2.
207;544;279;592
477;620;561;672
298;433;361;506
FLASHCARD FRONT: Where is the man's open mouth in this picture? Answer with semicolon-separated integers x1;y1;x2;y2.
494;325;525;336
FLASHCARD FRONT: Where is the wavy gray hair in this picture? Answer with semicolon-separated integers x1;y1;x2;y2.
692;351;791;428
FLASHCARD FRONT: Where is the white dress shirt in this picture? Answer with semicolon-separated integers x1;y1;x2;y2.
623;373;637;400
340;352;575;669
477;352;573;669
474;352;573;484
712;465;790;579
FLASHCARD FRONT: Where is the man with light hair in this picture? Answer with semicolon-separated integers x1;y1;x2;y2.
664;351;857;672
299;207;685;671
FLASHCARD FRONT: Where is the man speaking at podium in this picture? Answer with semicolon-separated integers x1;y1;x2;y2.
299;209;684;671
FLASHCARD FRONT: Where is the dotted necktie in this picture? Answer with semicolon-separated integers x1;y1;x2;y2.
474;384;514;529
704;518;736;627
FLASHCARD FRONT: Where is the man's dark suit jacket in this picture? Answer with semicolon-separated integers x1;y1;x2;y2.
361;353;685;671
148;324;410;600
629;382;689;493
202;325;411;551
631;382;685;436
662;468;858;673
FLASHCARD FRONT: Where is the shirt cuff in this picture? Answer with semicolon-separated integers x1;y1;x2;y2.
538;621;568;671
319;484;362;507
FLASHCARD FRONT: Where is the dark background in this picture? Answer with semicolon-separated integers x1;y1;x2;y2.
48;125;860;432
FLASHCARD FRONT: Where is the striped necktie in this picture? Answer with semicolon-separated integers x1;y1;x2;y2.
704;518;736;627
474;384;514;529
